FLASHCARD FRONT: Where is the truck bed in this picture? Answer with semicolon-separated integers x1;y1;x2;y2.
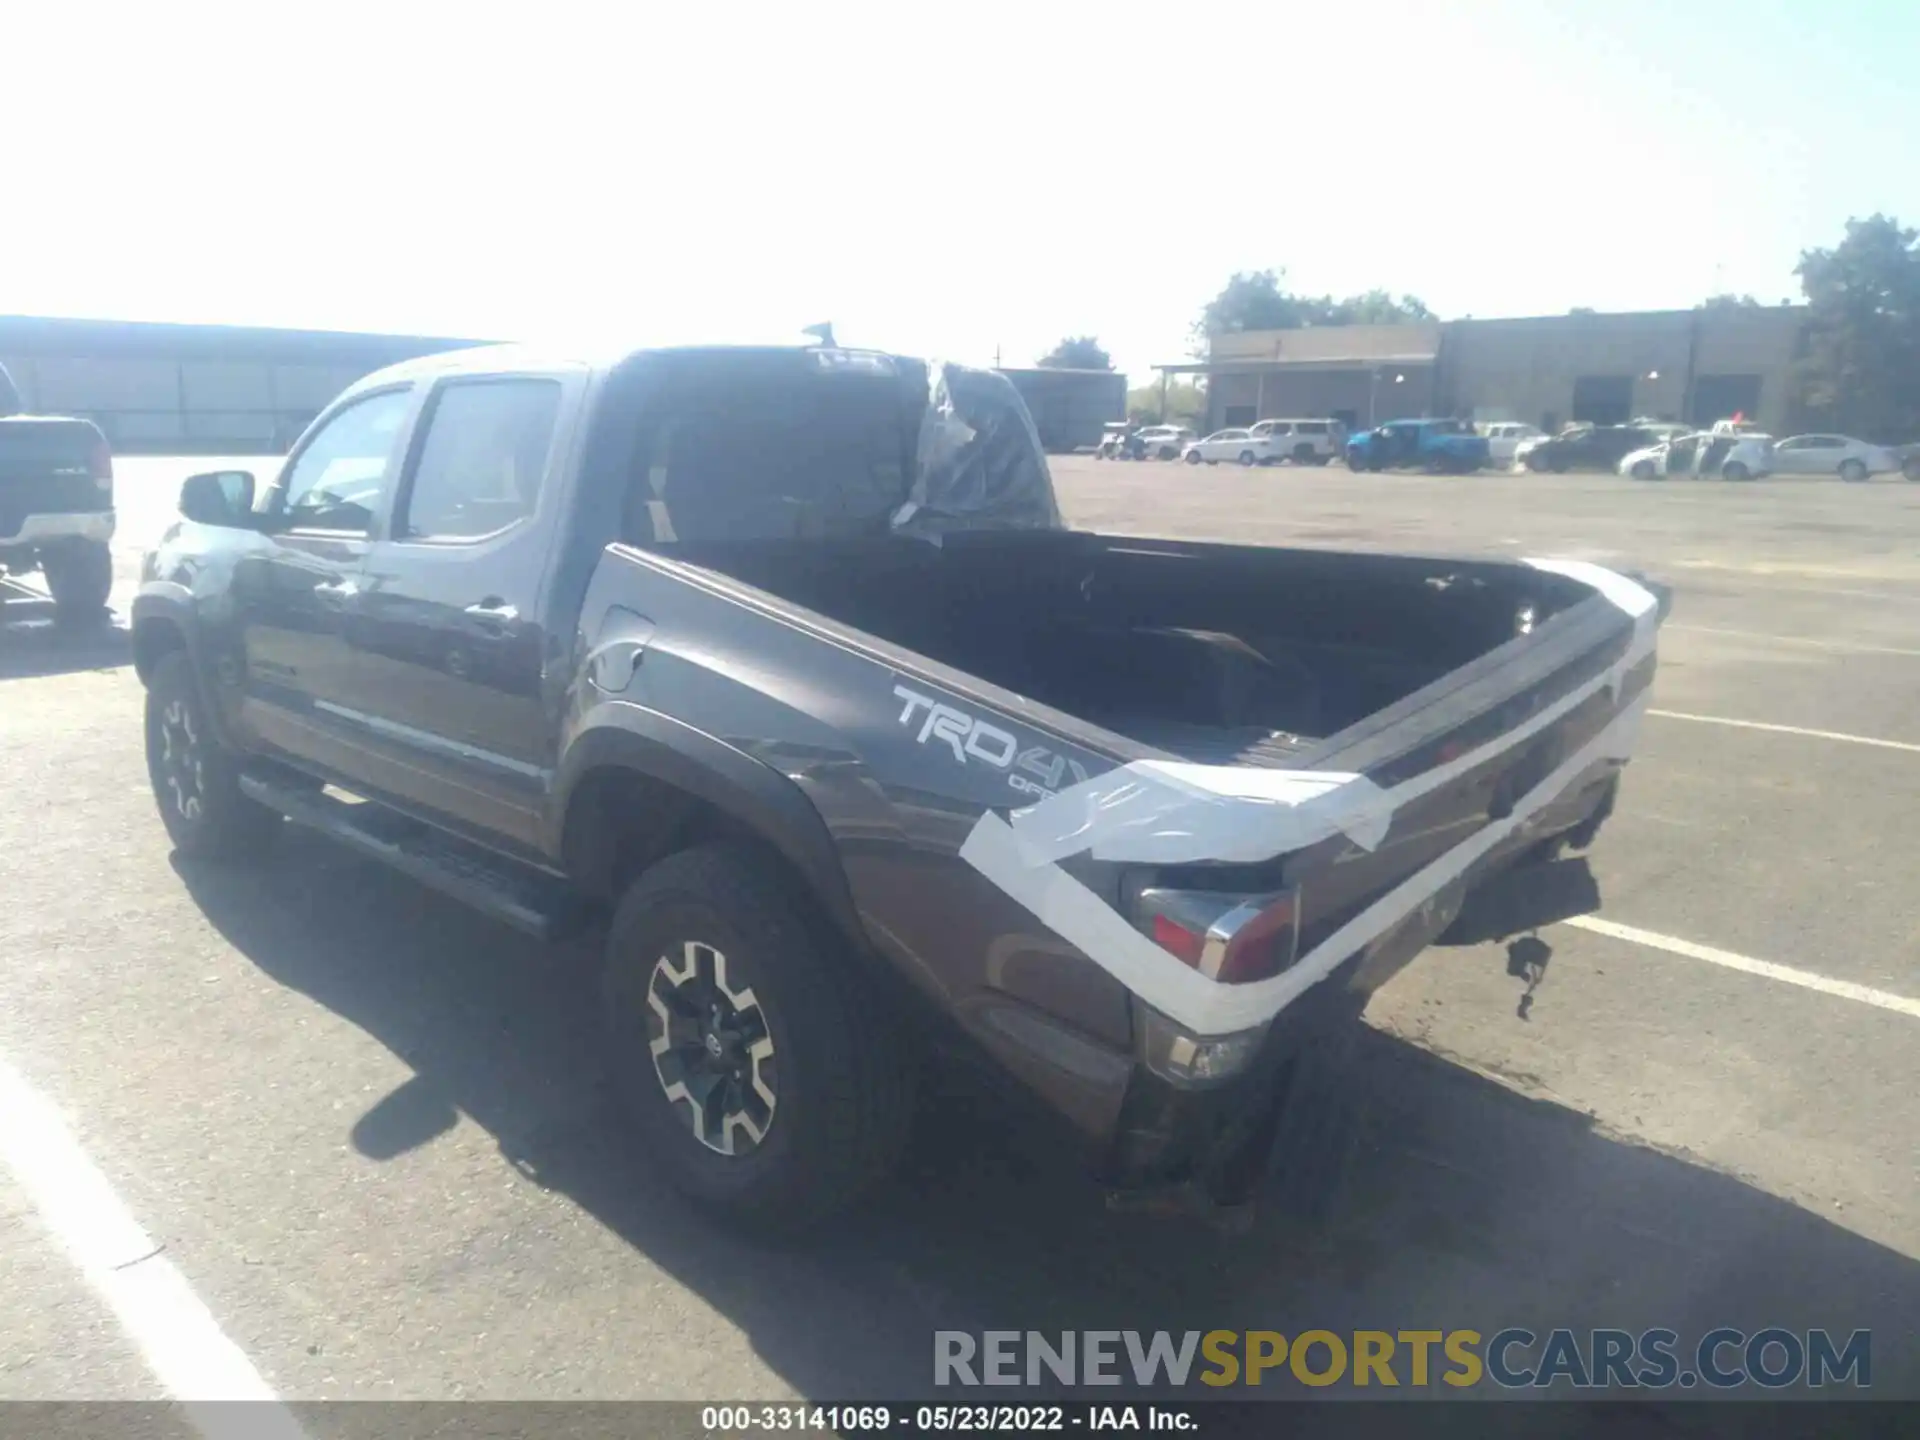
665;530;1594;767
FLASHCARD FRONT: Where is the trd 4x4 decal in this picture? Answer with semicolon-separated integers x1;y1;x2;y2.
892;683;1091;799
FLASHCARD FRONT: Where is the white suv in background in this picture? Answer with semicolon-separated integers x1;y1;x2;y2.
1479;422;1545;468
1249;418;1346;465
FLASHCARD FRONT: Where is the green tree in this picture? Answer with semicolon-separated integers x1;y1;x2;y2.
1193;270;1434;350
1699;293;1761;309
1127;379;1206;427
1037;336;1113;370
1794;214;1920;442
1567;306;1597;316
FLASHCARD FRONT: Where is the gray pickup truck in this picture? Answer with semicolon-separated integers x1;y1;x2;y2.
0;360;116;616
133;341;1664;1230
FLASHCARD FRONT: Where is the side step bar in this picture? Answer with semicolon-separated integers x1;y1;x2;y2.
238;774;594;941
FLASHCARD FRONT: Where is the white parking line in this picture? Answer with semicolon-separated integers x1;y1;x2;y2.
1566;916;1920;1020
1647;709;1920;754
1667;623;1920;658
0;1054;307;1436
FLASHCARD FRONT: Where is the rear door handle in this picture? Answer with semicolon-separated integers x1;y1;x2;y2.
313;579;359;601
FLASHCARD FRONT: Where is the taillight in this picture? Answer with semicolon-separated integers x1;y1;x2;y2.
1132;886;1302;984
88;436;114;491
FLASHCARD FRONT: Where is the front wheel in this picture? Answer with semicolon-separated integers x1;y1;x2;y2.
1723;461;1751;482
1839;459;1867;483
1184;450;1202;465
1630;460;1656;480
601;843;915;1231
1238;450;1257;467
1904;457;1920;482
144;651;282;859
41;539;112;620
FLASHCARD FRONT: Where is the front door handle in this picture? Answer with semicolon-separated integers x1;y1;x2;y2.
313;578;359;601
463;599;519;629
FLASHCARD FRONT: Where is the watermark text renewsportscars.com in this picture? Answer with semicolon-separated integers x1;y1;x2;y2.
934;1329;1872;1391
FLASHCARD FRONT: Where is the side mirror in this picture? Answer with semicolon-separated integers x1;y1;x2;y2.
180;470;257;527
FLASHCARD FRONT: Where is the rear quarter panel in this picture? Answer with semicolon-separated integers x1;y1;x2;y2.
562;546;1143;1135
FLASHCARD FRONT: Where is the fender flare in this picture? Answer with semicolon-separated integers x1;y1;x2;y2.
553;703;871;957
130;585;236;747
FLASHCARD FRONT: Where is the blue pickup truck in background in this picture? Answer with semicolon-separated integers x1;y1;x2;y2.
1347;418;1491;474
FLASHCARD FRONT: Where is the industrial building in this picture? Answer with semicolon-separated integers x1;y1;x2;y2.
0;316;492;453
1162;305;1810;437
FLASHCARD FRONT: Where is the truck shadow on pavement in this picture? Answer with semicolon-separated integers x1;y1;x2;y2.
0;586;130;680
176;833;1920;1410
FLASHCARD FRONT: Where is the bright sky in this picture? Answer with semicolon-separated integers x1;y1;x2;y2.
6;1;1911;385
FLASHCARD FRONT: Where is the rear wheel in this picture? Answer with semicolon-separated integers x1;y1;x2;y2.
1630;460;1656;480
41;539;112;620
144;652;282;859
1292;443;1316;465
1238;450;1257;467
1723;461;1751;482
601;843;915;1231
1904;456;1920;482
1184;449;1201;465
1839;459;1867;483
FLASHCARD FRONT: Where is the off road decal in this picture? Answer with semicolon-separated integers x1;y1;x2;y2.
892;683;1091;799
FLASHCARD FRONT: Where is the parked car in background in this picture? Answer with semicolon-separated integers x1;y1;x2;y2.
1249;417;1346;465
1183;427;1274;466
1619;431;1773;482
1346;418;1490;474
1135;424;1194;460
1894;444;1920;482
1768;434;1901;482
1096;422;1154;461
0;358;116;619
1634;422;1692;444
1517;424;1657;473
1479;422;1545;467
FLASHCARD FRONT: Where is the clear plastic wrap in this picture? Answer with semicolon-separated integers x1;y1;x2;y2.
890;360;1063;541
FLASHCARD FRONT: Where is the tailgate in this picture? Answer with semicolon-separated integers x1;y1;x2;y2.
0;417;110;527
959;559;1664;1037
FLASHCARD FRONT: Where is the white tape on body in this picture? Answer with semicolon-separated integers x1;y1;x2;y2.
958;559;1659;1036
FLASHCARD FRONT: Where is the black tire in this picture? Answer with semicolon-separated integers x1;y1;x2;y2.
1237;450;1257;467
1630;460;1656;480
1839;459;1867;483
1184;449;1202;465
41;539;112;620
144;651;282;859
601;843;915;1231
1266;1026;1368;1223
1904;457;1920;482
1723;461;1750;482
1292;443;1316;465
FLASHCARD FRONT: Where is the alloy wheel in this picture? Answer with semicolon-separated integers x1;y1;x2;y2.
646;940;778;1156
156;699;206;823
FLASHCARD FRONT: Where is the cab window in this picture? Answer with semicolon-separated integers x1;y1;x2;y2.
277;388;414;534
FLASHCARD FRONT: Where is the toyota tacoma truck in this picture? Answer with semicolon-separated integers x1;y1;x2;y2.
0;360;116;617
133;342;1664;1231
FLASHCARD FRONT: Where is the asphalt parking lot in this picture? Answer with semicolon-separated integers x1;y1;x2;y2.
3;454;1918;1410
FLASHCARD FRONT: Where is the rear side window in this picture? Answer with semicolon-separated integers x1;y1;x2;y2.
1297;421;1325;435
400;379;562;540
624;362;914;547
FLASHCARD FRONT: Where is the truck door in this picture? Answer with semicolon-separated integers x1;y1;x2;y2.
347;370;580;851
230;385;415;767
